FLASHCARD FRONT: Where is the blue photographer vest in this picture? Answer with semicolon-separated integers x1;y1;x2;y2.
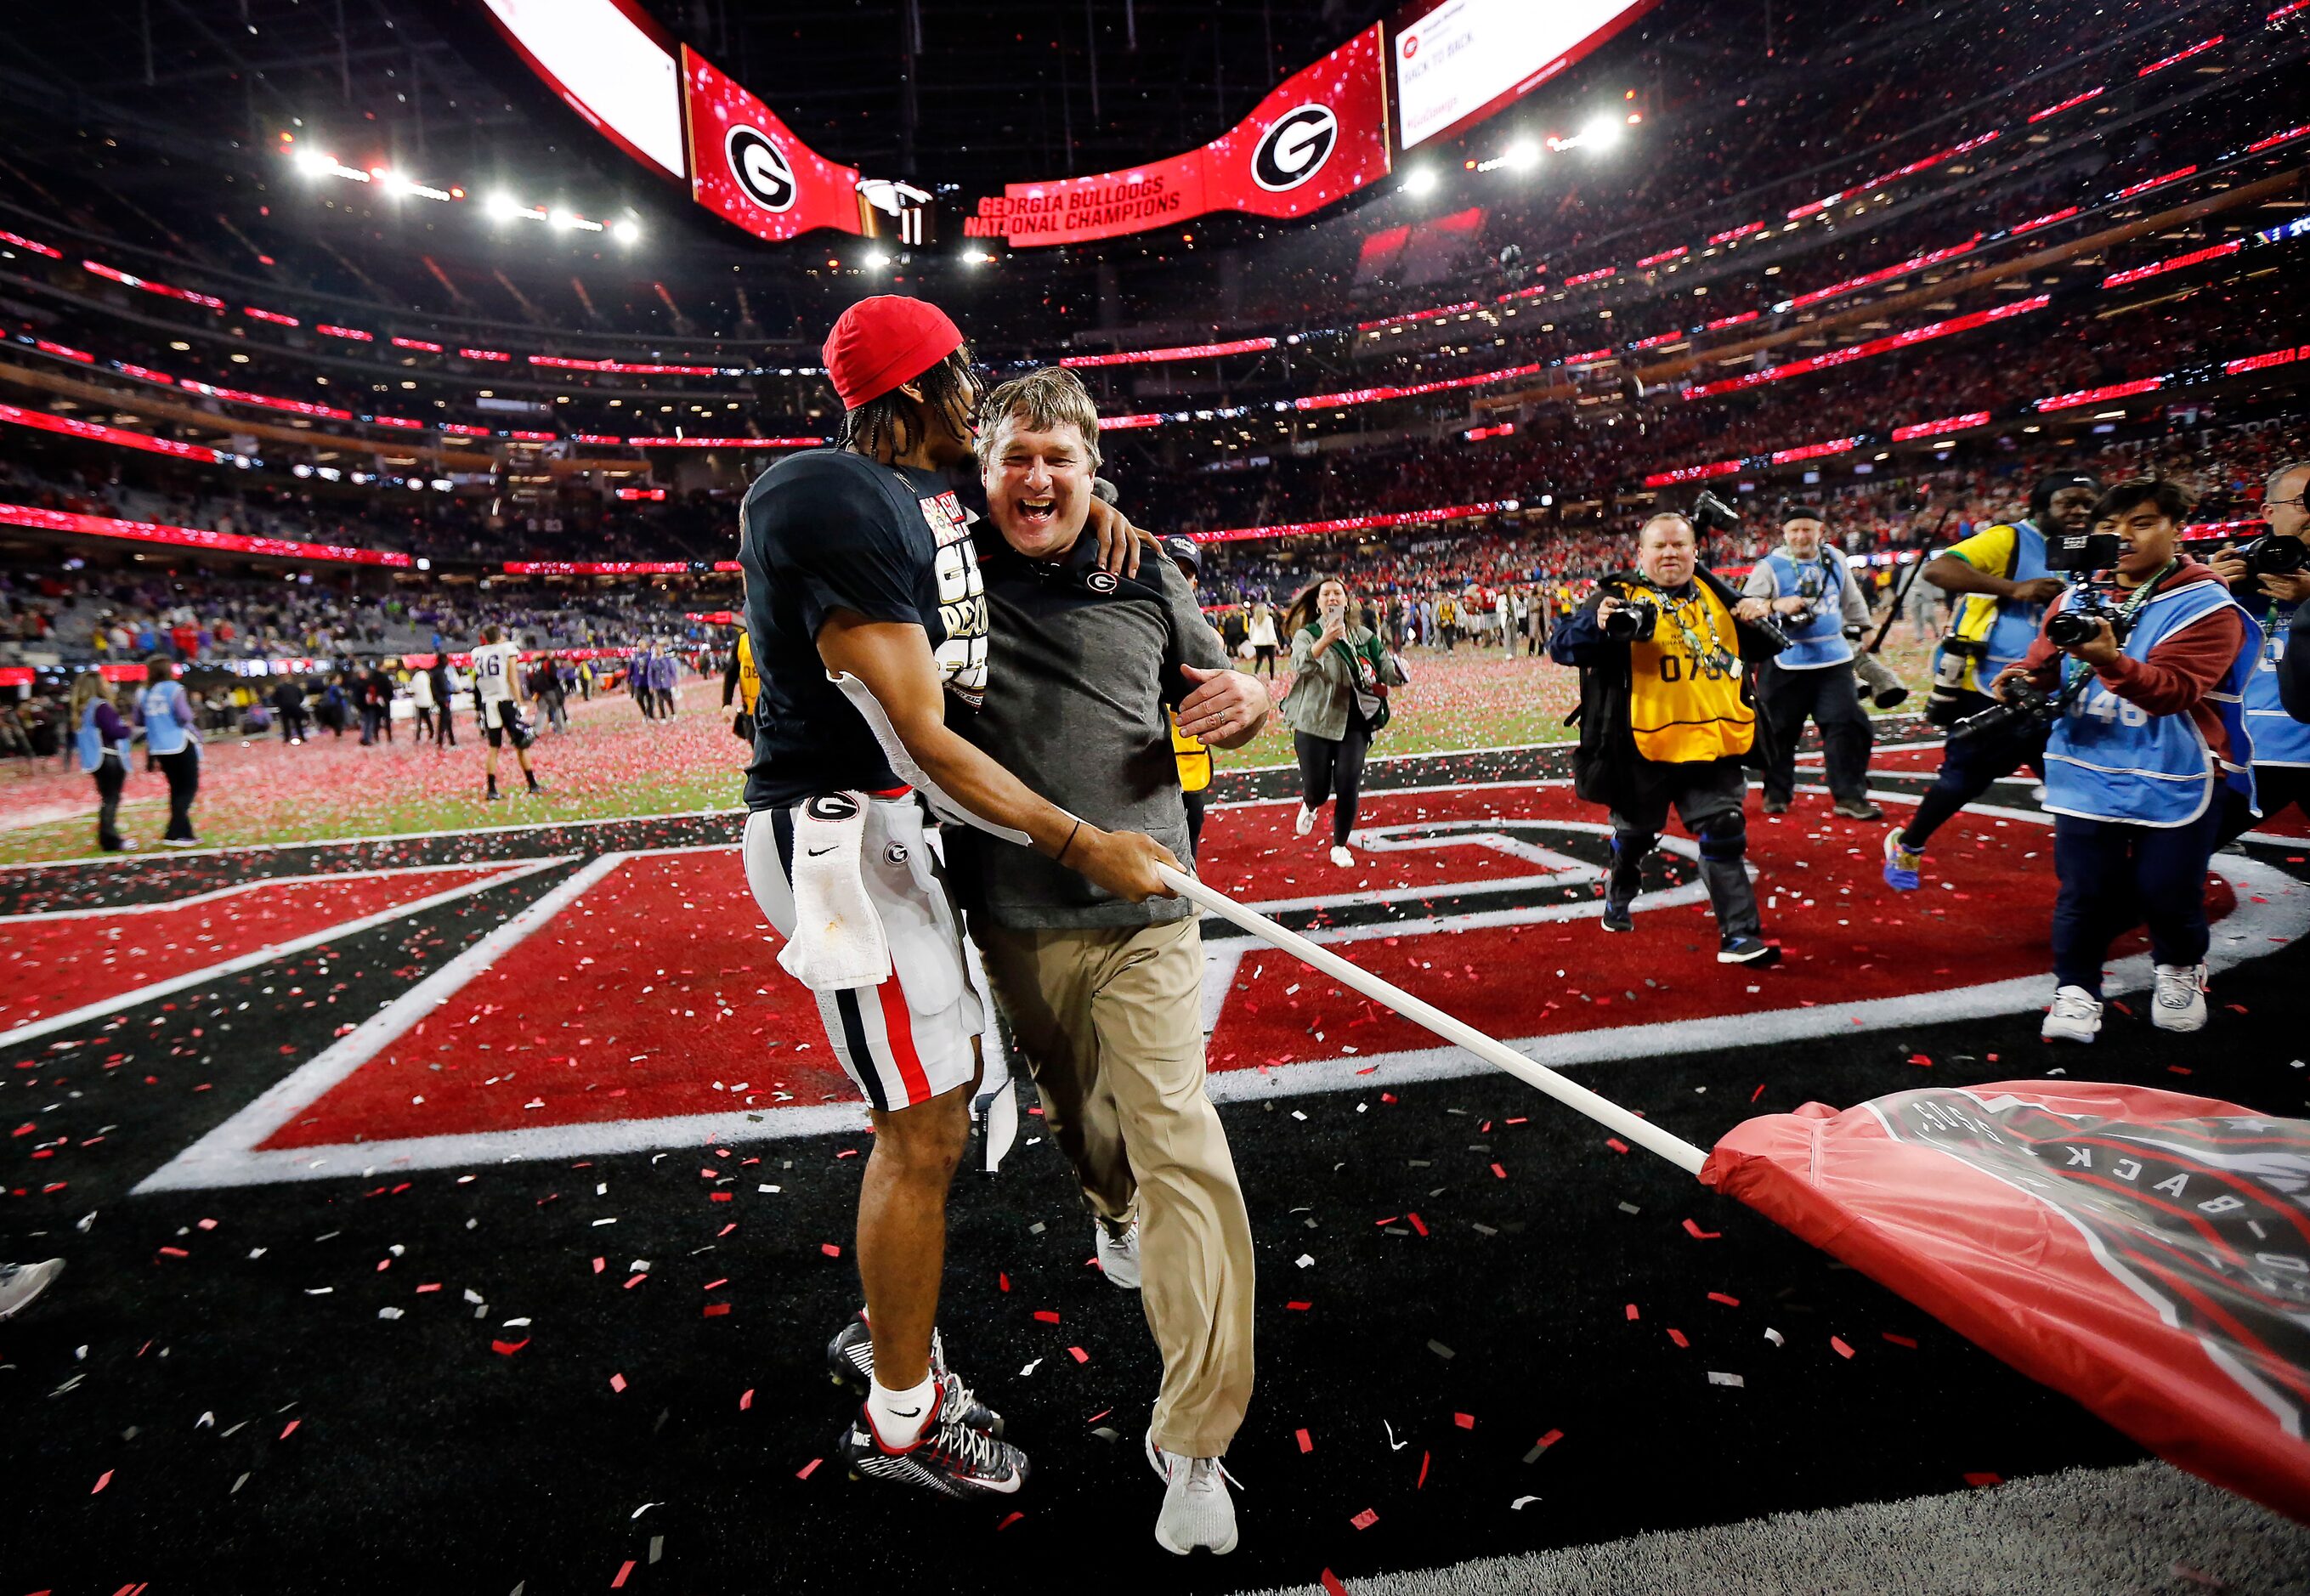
78;700;128;773
1762;548;1853;670
2044;580;2262;828
141;680;190;756
2244;602;2310;768
1935;519;2049;692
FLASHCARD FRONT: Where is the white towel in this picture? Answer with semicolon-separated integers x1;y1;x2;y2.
775;792;892;992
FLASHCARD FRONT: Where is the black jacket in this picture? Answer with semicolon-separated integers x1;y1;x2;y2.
1548;567;1784;808
2283;602;2310;723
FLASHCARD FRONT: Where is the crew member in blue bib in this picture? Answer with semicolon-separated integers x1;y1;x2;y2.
139;654;201;847
1742;499;1881;819
1993;478;2260;1044
2209;459;2310;842
1884;471;2101;891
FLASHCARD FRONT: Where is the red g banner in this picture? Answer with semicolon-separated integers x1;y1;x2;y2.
969;24;1390;247
682;46;863;242
1705;1082;2310;1522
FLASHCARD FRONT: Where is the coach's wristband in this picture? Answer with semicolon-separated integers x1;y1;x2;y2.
1056;818;1083;864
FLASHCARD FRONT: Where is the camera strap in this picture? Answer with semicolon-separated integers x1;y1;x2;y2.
1632;580;1738;675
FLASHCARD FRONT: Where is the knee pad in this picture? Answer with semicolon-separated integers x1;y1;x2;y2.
1696;812;1747;863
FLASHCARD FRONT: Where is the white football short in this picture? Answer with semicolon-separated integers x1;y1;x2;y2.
743;795;984;1112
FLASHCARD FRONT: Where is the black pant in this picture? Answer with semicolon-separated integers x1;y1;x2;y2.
1607;756;1760;939
415;705;436;740
1756;660;1872;804
156;746;199;841
2052;805;2223;994
93;757;125;851
1253;645;1277;678
1900;693;2048;852
279;707;308;743
2218;764;2310;847
1295;721;1372;846
434;704;456;746
1182;789;1206;859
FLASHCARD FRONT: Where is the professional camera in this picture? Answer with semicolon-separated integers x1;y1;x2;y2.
2046;584;2121;648
1691;490;1741;538
1601;600;1658;642
1948;679;2064;744
2228;532;2308;596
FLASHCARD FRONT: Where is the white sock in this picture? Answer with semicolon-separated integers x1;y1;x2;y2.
865;1372;937;1450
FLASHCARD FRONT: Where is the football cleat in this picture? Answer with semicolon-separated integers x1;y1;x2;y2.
826;1312;1004;1436
838;1391;1028;1500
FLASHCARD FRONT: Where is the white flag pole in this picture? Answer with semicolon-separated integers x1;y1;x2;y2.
1159;863;1709;1177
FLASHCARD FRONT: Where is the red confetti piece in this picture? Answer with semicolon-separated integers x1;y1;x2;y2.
1708;1292;1741;1308
703;1303;731;1317
1605;1137;1629;1154
623;1275;647;1290
1490;1163;1508;1180
416;1282;441;1293
1667;1327;1690;1349
740;1389;754;1410
93;1469;113;1494
280;1419;299;1439
1831;1336;1856;1359
1322;1572;1349;1596
996;1511;1026;1531
1535;1428;1564;1451
998;1272;1011;1293
1407;1213;1428;1237
1350;1507;1379;1530
820;1242;841;1258
611;1559;635;1588
1883;1333;1918;1349
1297;1427;1314;1453
157;1246;189;1259
1908;1053;1933;1067
795;1457;820;1480
1286;1300;1311;1311
1067;1346;1089;1364
710;1191;733;1202
609;1373;626;1393
1453;1412;1475;1429
1033;1310;1061;1324
1750;1084;1766;1102
592;1259;605;1275
1416;1450;1430;1489
1682;1219;1721;1240
1624;1302;1640;1322
1963;1471;2002;1487
703;1278;728;1292
491;1338;529;1355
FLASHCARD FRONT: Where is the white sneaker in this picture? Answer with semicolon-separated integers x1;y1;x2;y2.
0;1258;63;1321
2041;985;2103;1044
1294;805;1316;837
2031;784;2048;804
1096;1219;1141;1289
2151;963;2209;1033
1328;844;1354;868
1147;1429;1238;1556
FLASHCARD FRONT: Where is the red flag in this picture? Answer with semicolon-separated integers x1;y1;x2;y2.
1704;1082;2310;1521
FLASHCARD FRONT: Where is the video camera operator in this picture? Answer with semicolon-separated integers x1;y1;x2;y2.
1742;500;1883;820
1994;478;2262;1044
1882;471;2101;891
1549;509;1790;965
2208;459;2310;841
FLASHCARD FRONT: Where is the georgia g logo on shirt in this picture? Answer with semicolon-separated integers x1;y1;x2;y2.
1252;105;1339;193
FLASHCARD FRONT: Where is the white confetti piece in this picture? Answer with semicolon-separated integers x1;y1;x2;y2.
1707;1371;1745;1388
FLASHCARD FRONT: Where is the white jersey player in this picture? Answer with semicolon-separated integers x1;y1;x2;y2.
469;624;541;800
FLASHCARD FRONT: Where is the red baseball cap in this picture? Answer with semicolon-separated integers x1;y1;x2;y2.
822;295;965;411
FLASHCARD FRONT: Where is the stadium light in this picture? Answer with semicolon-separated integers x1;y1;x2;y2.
1503;139;1541;172
1404;167;1439;197
865;249;892;269
292;148;335;177
611;218;642;246
549;208;579;230
1582;114;1623;151
486;192;524;221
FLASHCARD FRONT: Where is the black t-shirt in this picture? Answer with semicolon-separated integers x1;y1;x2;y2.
738;449;989;810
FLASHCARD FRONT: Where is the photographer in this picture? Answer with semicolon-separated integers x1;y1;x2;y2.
1742;501;1882;820
2209;460;2310;840
1997;479;2260;1044
1550;512;1789;965
1883;471;2101;891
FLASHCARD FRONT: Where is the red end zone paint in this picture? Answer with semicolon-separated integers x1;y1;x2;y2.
263;853;825;1148
0;868;525;1030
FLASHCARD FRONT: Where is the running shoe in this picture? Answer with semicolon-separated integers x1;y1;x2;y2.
1832;796;1884;820
837;1388;1028;1500
1600;893;1634;933
1096;1219;1141;1290
1328;844;1355;868
1760;796;1791;816
825;1312;1004;1437
1883;828;1922;891
1718;935;1781;966
1147;1430;1239;1555
0;1258;62;1321
2041;986;2103;1044
1294;805;1316;837
2151;964;2209;1034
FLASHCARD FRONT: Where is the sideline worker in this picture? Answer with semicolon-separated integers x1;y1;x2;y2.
1549;512;1789;965
1743;499;1882;819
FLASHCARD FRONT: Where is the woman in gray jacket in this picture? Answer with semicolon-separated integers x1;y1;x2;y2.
1279;576;1406;867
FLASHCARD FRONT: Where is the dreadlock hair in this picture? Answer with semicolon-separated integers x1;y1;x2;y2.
838;346;977;463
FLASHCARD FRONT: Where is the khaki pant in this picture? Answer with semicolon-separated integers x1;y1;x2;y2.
973;915;1254;1457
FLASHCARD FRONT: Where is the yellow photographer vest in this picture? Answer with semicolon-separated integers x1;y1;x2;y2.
1169;710;1212;793
1622;580;1755;764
